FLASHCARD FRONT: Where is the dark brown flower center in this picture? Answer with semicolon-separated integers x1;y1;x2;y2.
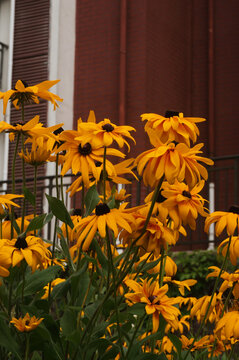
182;190;192;199
15;235;28;249
72;208;82;216
102;123;114;132
229;205;239;214
95;203;110;216
53;127;64;135
95;161;102;167
13;121;24;127
156;190;166;203
148;295;160;305
165;110;180;118
78;143;92;156
25;320;30;326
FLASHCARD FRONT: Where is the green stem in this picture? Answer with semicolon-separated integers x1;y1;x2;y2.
21;133;26;233
158;247;165;287
126;313;146;357
106;228;125;359
33;165;37;219
81;182;85;218
11;133;21;238
103;146;107;202
55;154;60;199
24;334;30;360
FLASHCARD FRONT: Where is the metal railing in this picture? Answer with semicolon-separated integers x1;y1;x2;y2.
0;154;238;248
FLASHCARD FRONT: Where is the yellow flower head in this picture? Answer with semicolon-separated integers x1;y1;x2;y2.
0;235;51;272
125;278;180;333
121;213;178;256
0;115;64;143
190;293;219;323
57;131;124;187
218;236;239;266
135;142;213;188
1;214;33;239
215;311;239;340
141;111;205;147
0;79;63;114
18;140;52;166
0;193;23;216
10;313;43;332
76;117;136;151
74;202;133;251
205;206;239;237
162;180;208;230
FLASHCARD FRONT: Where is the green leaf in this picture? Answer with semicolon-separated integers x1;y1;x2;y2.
25;213;47;233
84;184;100;216
57;226;75;272
168;333;182;355
60;308;76;336
70;270;90;306
136;354;167;360
128;303;146;316
45;194;74;228
91;238;108;271
23;186;36;206
0;318;21;358
19;266;60;297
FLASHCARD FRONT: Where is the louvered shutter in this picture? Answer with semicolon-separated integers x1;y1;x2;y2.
8;0;50;216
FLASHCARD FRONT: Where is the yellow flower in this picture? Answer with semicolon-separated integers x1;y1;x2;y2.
0;115;63;143
134;253;177;277
1;214;33;239
121;213;178;256
0;235;51;272
164;277;197;296
0;193;23;215
218;236;239;266
165;315;190;334
207;266;239;299
190;293;219;323
41;278;66;299
10;313;43;332
205;207;239;237
215;311;239;340
135;142;213;188
140;190;169;225
57;132;124;187
142;111;205;147
0;79;62;114
161;180;208;230
125;278;180;333
74;203;133;251
76;117;136;151
18;140;52;166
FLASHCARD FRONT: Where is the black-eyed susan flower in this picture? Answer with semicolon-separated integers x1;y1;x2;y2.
0;115;63;143
134;253;177;277
1;214;33;239
207;266;239;299
218;236;239;266
125;278;180;333
215;311;239;340
205;206;239;237
164;277;197;296
190;293;219;323
0;193;23;216
18;139;52;166
165;315;190;334
57;132;124;187
135;141;213;188
121;213;178;256
141;111;205;147
0;235;51;272
0;79;62;114
161;180;208;230
140;189;169;225
74;203;133;251
76;118;136;151
10;313;44;332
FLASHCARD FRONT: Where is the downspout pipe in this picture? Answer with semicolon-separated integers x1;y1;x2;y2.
119;0;127;127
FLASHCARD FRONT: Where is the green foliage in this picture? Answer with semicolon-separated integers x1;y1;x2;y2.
172;250;234;296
